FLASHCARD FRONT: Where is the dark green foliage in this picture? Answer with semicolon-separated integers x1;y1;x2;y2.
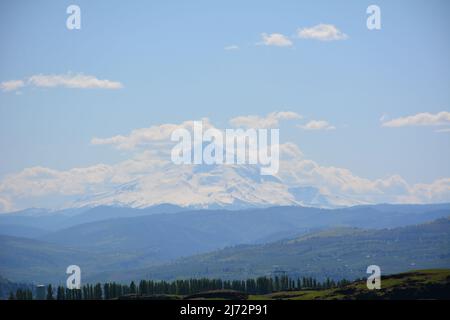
10;270;450;300
46;284;54;300
0;276;33;300
10;288;33;300
11;275;344;300
56;286;65;300
94;283;102;299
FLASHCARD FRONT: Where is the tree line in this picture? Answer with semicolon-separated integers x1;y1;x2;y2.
8;275;351;300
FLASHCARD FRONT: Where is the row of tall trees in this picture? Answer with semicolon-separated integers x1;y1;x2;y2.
8;288;33;300
9;275;351;300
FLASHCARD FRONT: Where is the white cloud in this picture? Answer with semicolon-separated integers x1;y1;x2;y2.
224;45;239;51
28;73;123;89
298;120;335;131
277;155;450;206
279;142;304;159
0;80;25;92
406;178;450;203
379;113;388;122
297;24;348;41
92;118;215;150
0;197;13;212
4;142;449;212
382;111;450;128
259;33;293;47
230;111;302;128
1;73;123;93
0;165;114;198
1;114;450;212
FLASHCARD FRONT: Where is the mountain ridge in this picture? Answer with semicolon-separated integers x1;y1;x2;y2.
1;205;449;283
100;217;450;283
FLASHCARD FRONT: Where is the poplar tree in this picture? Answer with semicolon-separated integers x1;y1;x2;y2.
46;284;54;300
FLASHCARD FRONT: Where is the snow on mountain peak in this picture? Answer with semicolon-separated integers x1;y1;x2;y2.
72;163;329;210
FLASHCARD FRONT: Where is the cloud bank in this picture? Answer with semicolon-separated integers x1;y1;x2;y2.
1;73;123;92
382;111;450;128
1;113;449;212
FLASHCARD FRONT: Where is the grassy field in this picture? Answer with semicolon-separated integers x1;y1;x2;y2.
247;269;450;300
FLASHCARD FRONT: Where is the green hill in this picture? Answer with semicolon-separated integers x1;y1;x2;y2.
115;218;450;282
2;214;449;284
110;269;450;300
249;269;450;300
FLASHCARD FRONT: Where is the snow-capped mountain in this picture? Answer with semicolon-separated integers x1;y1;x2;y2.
72;163;342;210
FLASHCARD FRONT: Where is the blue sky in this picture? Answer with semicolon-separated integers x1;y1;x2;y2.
0;0;450;211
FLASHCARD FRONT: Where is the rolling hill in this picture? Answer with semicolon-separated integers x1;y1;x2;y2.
0;233;178;283
1;204;449;284
38;204;450;252
105;217;450;282
249;269;450;300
